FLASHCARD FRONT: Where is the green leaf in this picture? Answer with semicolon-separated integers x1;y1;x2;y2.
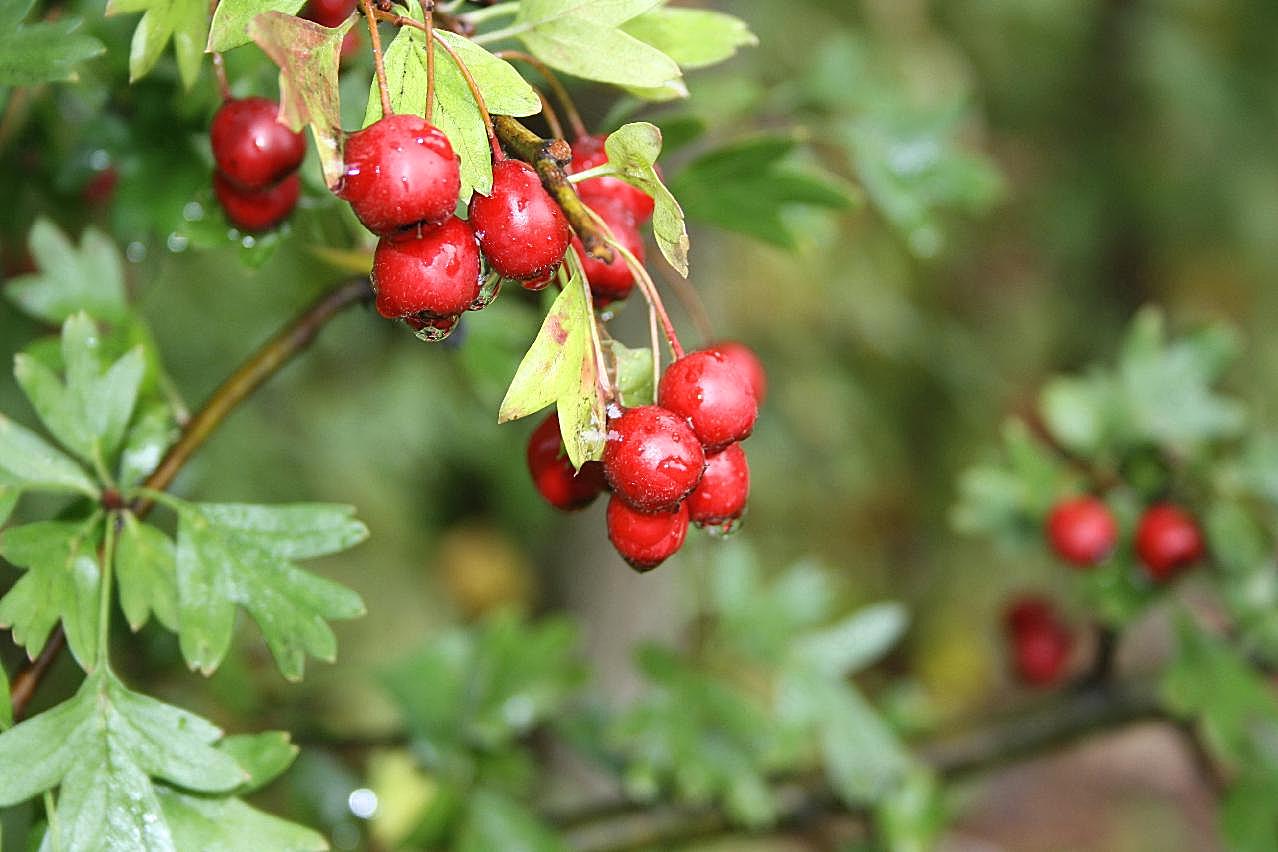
0;663;12;731
217;732;299;793
621;7;755;70
0;669;245;849
0;1;104;86
1038;374;1111;455
792;602;908;678
118;404;177;489
107;0;209;88
250;11;353;188
158;787;327;851
498;271;604;469
605;340;653;407
670;134;857;249
600;122;688;275
456;788;567;852
3;220;126;325
1222;765;1278;852
172;499;368;679
0;517;103;669
0;414;99;509
115;512;179;632
207;0;306;52
514;0;681;90
818;680;910;806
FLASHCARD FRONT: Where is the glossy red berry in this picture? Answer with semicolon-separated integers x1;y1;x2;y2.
1045;496;1117;568
707;341;767;404
687;443;749;528
526;413;607;511
658;350;759;452
521;264;558;292
339;114;460;235
603;406;705;513
301;0;354;27
210;97;306;191
1135;503;1204;581
470;159;571;281
569;134;655;223
572;202;643;305
606;496;689;571
213;170;299;232
372;216;480;319
1011;620;1072;687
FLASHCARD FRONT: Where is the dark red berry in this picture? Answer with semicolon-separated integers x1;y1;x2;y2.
527;412;607;511
210;97;306;191
82;167;118;206
658;350;758;452
301;0;354;27
213;170;299;232
606;496;688;571
603;406;705;513
372;216;480;319
470;159;571;281
1135;503;1204;581
1003;595;1055;637
707;341;767;404
686;443;749;528
571;199;643;305
1045;496;1117;568
1012;620;1072;687
569;134;655;223
339;114;460;235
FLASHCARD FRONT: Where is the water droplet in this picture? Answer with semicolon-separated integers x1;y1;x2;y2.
468;271;502;312
406;313;459;342
125;241;146;263
182;201;205;222
699;516;744;539
241;234;257;248
89;149;111;170
166;232;189;253
347;788;378;819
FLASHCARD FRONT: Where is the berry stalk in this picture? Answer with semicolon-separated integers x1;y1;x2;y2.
361;0;393;115
495;50;588;139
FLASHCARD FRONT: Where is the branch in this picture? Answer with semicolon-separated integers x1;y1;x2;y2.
8;277;372;720
492;115;614;263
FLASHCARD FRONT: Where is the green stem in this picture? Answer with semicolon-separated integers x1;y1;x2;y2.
461;1;518;27
96;512;118;668
566;165;615;183
43;790;61;852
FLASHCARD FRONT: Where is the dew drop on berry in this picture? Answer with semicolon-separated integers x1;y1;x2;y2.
700;515;744;539
468;270;503;312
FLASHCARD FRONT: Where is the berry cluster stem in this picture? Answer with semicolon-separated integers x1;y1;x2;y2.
361;0;393;116
424;2;436;122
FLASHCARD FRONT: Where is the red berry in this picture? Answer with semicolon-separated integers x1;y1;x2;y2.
470;159;571;281
707;341;767;404
301;0;354;27
603;406;705;513
210;97;306;191
1012;620;1072;687
339;114;460;235
658;350;759;452
82;167;118;206
571;202;644;305
213;170;299;232
521;264;558;292
569;134;655;223
526;413;607;511
687;443;749;528
1003;595;1055;637
1045;496;1117;568
1135;503;1204;581
606;496;688;571
372;217;480;319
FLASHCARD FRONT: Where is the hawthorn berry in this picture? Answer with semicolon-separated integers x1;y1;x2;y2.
1003;595;1055;637
300;0;354;27
339;114;460;235
1045;496;1117;568
213;171;300;232
603;406;705;513
569;134;655;223
606;496;689;571
707;341;767;404
1011;619;1072;687
470;159;571;282
686;443;749;531
210;97;306;191
1135;503;1204;581
572;201;644;305
372;216;480;320
521;264;558;292
658;350;758;452
526;412;607;511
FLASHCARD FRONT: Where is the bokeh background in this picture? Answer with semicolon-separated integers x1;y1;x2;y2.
5;0;1278;848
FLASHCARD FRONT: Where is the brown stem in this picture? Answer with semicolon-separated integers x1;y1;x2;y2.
495;50;588;139
424;2;436;123
8;629;66;720
211;52;231;101
533;88;565;140
361;0;393;116
492;115;614;263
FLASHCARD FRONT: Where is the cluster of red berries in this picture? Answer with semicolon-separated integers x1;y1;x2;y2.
1046;496;1204;581
527;342;766;571
1003;596;1073;686
210;97;306;233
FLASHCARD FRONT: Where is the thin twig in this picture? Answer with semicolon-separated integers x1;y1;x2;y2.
534;88;565;140
495;49;588;139
361;0;392;116
424;0;435;122
211;52;231;101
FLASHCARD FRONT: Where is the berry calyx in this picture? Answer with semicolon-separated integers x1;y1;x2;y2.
658;350;759;452
606;496;688;571
339;114;461;235
372;216;481;320
301;0;354;27
572;201;644;305
1135;503;1204;581
470;159;571;282
686;443;749;529
569;134;655;223
210;97;306;191
603;406;705;513
707;341;767;404
213;171;300;232
527;412;607;511
1045;496;1118;568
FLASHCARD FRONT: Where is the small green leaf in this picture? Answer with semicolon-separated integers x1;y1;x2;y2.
3;220;127;324
818;680;910;806
0;517;103;668
511;1;680;90
107;0;209;88
115;512;179;632
118;405;177;489
606;340;653;407
0;414;99;503
217;731;299;793
792;602;908;678
456;788;567;852
158;787;327;851
1038;374;1111;455
250;11;353;188
601;122;688;275
172;499;368;679
621;7;755;70
0;664;12;731
207;0;306;52
0;0;104;86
